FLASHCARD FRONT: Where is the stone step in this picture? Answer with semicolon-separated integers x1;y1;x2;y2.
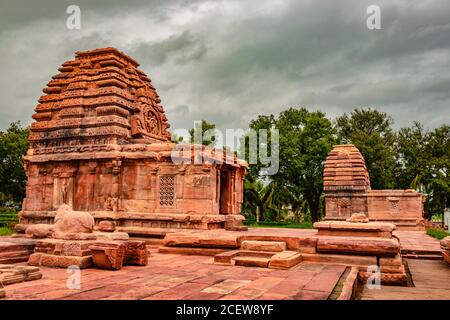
0;256;29;264
234;256;270;268
268;251;302;269
241;240;286;252
401;254;443;260
316;236;399;256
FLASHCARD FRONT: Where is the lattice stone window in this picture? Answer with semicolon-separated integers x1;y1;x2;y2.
159;175;175;207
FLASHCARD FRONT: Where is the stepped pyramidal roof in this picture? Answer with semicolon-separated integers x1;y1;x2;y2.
29;47;171;155
323;144;371;191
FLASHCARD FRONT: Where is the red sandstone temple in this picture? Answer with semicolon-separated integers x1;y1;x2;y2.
323;144;425;229
18;47;247;237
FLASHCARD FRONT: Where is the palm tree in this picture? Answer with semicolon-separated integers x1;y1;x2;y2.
243;178;277;223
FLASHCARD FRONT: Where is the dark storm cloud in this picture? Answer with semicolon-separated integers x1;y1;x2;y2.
133;31;207;66
0;0;449;134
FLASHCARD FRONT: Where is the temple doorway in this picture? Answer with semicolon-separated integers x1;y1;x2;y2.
220;170;231;214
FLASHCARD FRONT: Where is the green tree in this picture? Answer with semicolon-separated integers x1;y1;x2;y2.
242;177;277;223
240;114;276;181
335;108;398;189
244;108;337;222
275;108;337;222
189;120;216;146
0;122;29;203
396;123;450;219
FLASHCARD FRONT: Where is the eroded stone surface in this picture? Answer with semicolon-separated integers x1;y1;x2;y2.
125;240;149;266
89;242;127;270
0;264;42;286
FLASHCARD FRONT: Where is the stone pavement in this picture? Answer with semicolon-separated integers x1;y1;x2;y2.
360;259;450;300
396;231;443;254
3;247;345;300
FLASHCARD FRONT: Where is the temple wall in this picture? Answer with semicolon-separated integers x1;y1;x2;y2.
367;190;424;223
20;156;245;232
324;192;369;220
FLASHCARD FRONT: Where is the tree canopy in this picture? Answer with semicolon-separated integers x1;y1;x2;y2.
0;121;29;204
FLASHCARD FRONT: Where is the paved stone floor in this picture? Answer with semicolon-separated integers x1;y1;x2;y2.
360;259;450;300
2;229;448;300
396;230;443;254
3;247;345;300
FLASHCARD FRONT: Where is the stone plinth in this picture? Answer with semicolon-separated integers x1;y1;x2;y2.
28;239;95;269
441;237;450;264
17;47;248;237
313;220;406;286
314;221;395;238
0;238;36;264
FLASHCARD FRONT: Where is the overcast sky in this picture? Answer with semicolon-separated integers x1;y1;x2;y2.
0;0;449;134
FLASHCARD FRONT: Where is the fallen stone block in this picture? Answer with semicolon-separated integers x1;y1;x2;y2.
124;240;148;266
89;241;127;270
0;264;42;286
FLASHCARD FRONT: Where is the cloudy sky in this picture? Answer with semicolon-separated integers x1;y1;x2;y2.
0;0;449;134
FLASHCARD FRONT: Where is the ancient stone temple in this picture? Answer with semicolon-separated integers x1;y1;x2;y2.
17;47;247;237
323;144;424;229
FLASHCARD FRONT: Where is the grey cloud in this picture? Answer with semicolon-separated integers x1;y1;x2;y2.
133;30;207;66
0;0;449;135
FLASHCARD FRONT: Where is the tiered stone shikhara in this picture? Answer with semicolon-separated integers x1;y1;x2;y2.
324;144;424;229
18;47;247;237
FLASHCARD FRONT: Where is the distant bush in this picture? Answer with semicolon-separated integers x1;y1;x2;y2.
0;226;14;236
426;227;449;240
0;207;18;229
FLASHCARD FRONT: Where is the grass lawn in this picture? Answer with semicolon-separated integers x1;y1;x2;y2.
0;207;19;236
426;227;449;240
0;226;14;236
244;221;313;229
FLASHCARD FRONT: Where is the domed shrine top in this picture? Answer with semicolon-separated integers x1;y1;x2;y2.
29;47;171;155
